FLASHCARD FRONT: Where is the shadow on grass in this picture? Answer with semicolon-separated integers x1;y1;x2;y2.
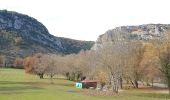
0;81;51;86
54;82;74;87
0;81;35;85
43;77;67;80
0;86;42;91
135;93;170;99
0;81;43;94
0;80;74;89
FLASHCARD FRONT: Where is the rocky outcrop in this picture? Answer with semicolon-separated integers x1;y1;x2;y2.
93;24;170;50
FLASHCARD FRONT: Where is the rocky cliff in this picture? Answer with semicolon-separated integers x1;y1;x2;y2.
0;10;94;65
93;24;170;50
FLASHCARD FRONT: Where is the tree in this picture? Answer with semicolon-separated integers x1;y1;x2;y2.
14;37;23;45
158;43;170;94
44;54;64;83
73;50;97;81
23;56;34;73
14;57;23;68
97;70;109;91
63;54;77;81
33;53;48;79
24;53;46;79
96;41;128;93
82;50;98;80
62;50;97;82
45;55;58;78
140;43;160;86
0;55;5;67
124;41;145;88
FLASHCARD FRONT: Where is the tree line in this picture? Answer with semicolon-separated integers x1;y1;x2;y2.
3;32;170;94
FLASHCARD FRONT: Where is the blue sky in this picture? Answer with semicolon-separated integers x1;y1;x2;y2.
0;0;170;41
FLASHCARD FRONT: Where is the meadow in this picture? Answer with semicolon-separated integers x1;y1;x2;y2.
0;68;170;100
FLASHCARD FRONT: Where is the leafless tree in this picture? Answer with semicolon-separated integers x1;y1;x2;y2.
96;41;128;93
123;41;145;88
33;53;47;79
14;57;23;68
157;41;170;94
0;55;5;67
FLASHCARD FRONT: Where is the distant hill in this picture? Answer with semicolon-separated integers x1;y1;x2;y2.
92;24;170;50
0;10;94;66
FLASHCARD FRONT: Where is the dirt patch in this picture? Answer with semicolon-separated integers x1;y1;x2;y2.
130;86;169;94
82;89;119;96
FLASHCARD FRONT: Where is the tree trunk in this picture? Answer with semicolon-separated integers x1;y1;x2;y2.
119;77;123;89
66;72;70;80
70;72;75;81
112;78;119;93
134;80;138;88
167;76;170;95
151;79;154;87
100;83;106;91
113;85;118;93
130;80;135;88
50;74;54;79
39;73;44;79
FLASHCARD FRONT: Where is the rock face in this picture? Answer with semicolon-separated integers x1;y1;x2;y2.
93;24;170;50
0;10;94;66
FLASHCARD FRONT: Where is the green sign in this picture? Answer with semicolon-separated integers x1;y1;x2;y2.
76;82;82;88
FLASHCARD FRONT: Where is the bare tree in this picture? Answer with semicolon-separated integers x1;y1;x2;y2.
157;42;170;94
97;70;109;91
0;55;5;67
63;54;77;81
23;56;34;73
24;53;48;79
33;53;47;79
44;54;65;83
124;41;145;88
96;41;128;93
14;57;23;68
62;50;98;82
140;43;160;86
83;50;98;80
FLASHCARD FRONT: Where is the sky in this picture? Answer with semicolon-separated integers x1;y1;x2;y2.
0;0;170;41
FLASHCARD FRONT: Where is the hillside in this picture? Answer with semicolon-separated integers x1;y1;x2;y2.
0;10;94;66
92;24;170;50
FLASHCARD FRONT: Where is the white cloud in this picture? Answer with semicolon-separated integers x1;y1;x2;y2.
0;0;170;41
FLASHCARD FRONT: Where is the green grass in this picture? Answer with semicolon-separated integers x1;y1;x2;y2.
0;68;170;100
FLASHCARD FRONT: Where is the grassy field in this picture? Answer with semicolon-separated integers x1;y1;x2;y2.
0;68;170;100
